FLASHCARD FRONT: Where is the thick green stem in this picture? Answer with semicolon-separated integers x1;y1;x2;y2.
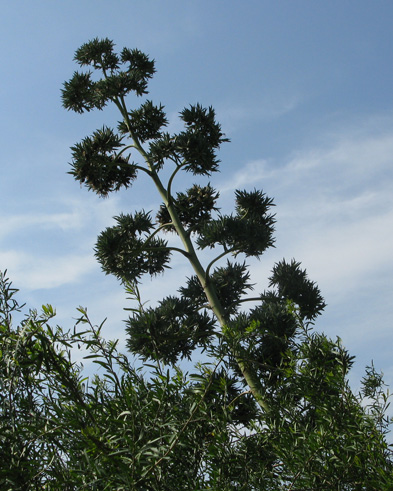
151;174;269;412
116;96;269;412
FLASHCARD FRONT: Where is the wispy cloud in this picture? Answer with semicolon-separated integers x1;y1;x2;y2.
0;249;96;290
219;116;393;302
0;196;122;239
217;93;302;134
215;116;393;386
219;159;273;194
0;195;123;291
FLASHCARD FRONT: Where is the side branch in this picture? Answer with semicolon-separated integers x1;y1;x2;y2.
205;249;236;278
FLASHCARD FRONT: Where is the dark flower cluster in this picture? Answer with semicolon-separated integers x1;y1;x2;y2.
126;296;215;364
197;189;276;257
118;100;168;143
69;126;137;197
179;261;253;316
95;212;171;283
156;184;219;233
62;38;156;113
269;259;327;321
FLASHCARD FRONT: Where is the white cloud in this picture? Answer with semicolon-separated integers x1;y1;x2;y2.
0;195;122;239
219;116;393;311
0;250;26;274
219;160;273;194
0;195;125;292
2;251;96;290
288;209;393;295
214;118;393;391
217;93;302;134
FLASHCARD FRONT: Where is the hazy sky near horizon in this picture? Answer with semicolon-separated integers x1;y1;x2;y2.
1;1;393;389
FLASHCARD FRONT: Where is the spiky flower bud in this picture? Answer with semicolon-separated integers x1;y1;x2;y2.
69;127;137;197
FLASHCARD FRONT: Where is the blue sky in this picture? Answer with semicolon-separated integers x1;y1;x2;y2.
1;1;393;390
